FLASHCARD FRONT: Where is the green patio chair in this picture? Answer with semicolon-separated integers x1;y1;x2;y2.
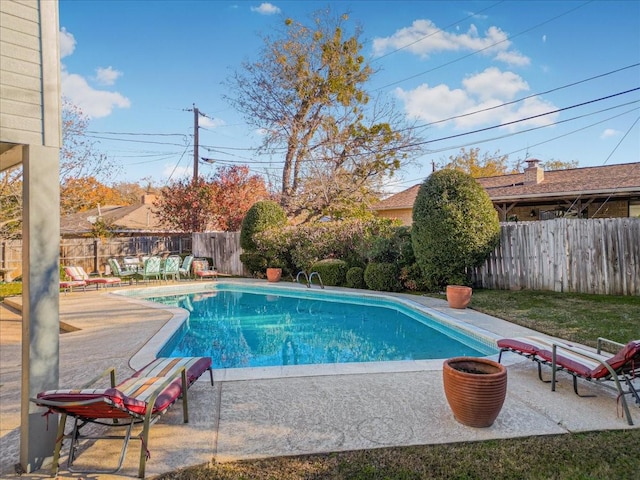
179;255;194;279
107;258;139;284
141;256;162;283
162;255;181;281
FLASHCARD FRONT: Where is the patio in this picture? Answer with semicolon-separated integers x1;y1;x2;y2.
1;280;638;479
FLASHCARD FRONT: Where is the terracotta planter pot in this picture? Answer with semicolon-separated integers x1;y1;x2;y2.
266;267;282;282
446;285;472;309
442;357;507;428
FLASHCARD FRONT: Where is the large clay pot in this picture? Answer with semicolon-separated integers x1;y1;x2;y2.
446;285;472;309
442;357;507;428
266;267;282;282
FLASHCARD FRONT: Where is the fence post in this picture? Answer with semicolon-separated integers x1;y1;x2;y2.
93;239;99;274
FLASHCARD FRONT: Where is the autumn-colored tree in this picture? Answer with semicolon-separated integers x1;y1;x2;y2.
225;9;423;222
440;148;514;178
60;177;129;215
155;177;214;233
209;165;270;231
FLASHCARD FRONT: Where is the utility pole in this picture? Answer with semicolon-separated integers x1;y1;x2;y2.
193;103;199;183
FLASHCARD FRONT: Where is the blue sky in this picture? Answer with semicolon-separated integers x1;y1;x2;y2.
59;0;640;193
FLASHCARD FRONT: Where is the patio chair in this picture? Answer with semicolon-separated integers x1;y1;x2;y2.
64;265;121;289
140;256;162;283
192;258;218;280
60;280;87;293
108;258;140;284
31;356;213;478
498;336;640;425
161;255;181;281
179;255;194;279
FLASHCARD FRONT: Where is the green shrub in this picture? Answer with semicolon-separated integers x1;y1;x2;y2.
367;225;414;267
310;259;348;286
240;200;287;252
411;169;500;289
345;266;366;289
364;262;401;292
239;252;267;277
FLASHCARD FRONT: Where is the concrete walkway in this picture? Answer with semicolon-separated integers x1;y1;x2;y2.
1;280;638;479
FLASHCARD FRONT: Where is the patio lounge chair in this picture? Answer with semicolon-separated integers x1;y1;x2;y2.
108;258;140;284
31;356;213;478
60;280;87;293
498;336;640;425
192;259;218;280
64;266;122;289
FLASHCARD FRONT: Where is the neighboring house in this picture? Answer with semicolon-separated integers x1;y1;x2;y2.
373;160;640;224
60;193;171;236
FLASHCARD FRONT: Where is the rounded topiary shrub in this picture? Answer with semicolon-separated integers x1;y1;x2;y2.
240;200;287;252
310;259;348;287
345;266;366;289
364;262;401;292
411;169;500;289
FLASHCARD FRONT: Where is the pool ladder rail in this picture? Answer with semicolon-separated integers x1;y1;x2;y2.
296;271;324;289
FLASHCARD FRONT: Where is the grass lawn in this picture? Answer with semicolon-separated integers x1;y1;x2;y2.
2;283;638;479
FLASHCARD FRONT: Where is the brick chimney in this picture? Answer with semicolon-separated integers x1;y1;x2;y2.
141;193;157;204
524;159;544;185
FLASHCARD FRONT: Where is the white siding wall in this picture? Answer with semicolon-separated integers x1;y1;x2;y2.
0;0;45;145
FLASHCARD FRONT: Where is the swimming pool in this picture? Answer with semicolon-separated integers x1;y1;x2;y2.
141;284;497;369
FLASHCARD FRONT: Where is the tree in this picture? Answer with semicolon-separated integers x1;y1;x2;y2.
0;167;22;239
542;159;579;170
225;9;423;222
440;147;513;178
60;98;119;184
210;165;270;231
155;177;214;233
411;169;500;289
60;176;129;215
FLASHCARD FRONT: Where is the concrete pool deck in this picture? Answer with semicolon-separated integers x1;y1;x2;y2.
1;279;638;479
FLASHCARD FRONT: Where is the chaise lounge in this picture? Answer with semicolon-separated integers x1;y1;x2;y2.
64;265;122;289
31;356;213;478
498;336;640;425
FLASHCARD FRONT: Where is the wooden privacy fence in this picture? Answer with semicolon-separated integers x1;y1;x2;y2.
472;218;640;295
192;232;247;276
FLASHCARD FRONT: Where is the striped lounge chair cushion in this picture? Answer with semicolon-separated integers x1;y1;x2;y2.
133;357;212;386
36;376;183;418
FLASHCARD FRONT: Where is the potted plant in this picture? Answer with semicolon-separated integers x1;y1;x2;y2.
446;284;473;309
442;357;507;428
266;266;282;282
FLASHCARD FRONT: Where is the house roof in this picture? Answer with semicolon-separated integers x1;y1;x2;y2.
60;194;174;235
373;162;640;210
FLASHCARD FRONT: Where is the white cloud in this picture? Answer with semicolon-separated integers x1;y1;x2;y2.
95;66;123;86
601;128;620;138
59;27;76;58
542;34;547;43
251;3;280;15
199;116;226;129
396;67;558;131
61;69;130;118
58;28;130;118
372;19;530;67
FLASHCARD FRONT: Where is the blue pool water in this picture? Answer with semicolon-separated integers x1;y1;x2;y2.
149;286;496;369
